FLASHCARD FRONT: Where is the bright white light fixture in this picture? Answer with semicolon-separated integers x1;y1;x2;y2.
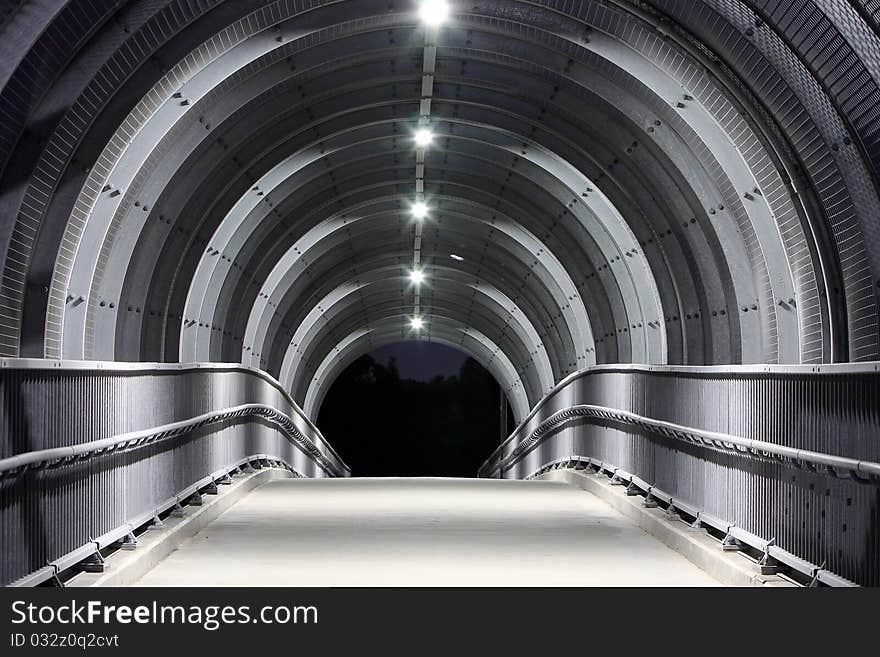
450;253;464;261
418;0;450;26
414;128;434;147
411;201;429;220
410;316;424;330
409;269;426;284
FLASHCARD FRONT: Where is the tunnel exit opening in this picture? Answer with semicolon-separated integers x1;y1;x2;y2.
315;342;514;477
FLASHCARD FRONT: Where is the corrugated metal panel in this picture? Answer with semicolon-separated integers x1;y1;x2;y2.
482;362;880;586
0;359;348;586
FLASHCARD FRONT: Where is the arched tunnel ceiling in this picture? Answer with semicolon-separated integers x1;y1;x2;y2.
2;0;880;421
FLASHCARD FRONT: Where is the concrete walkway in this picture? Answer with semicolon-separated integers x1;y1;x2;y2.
135;477;717;586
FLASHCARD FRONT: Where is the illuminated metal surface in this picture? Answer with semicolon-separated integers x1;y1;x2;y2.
4;0;880;370
1;0;880;588
0;359;348;587
479;362;880;586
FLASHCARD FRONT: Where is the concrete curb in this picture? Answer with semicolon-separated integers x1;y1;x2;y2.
539;469;796;587
67;468;293;587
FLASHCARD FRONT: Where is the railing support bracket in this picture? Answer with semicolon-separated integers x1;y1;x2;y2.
78;551;106;574
759;541;781;575
809;562;827;587
119;532;138;550
721;530;743;552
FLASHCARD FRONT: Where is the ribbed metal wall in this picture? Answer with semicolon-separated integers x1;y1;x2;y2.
0;359;348;586
480;363;880;586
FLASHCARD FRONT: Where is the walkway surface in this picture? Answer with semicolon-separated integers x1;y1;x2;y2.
135;477;717;586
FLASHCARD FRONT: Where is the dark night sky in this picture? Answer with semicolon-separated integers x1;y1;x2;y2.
367;341;470;381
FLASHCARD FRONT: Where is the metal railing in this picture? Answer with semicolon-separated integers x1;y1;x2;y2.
479;363;880;586
0;359;349;586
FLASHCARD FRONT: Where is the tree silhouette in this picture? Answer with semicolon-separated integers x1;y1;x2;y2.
317;352;509;476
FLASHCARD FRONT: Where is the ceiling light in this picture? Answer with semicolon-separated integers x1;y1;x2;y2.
410;269;425;284
418;0;450;26
450;253;464;261
414;128;433;147
410;316;424;330
411;201;428;220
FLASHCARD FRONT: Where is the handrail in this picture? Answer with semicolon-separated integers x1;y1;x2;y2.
481;361;880;475
480;403;880;479
0;357;350;474
0;358;350;583
478;363;880;584
0;360;351;584
0;403;346;478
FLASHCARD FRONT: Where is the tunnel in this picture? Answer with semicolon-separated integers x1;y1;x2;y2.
1;0;879;588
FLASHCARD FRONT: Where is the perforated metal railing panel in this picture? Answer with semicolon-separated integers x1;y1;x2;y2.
0;359;348;586
480;363;880;586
